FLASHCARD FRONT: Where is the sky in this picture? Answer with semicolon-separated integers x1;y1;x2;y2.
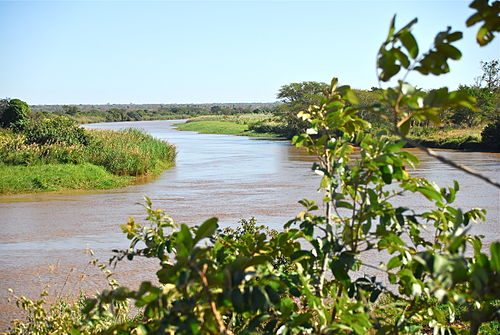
0;0;498;105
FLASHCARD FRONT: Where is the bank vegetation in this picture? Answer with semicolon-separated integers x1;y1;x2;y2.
0;102;176;194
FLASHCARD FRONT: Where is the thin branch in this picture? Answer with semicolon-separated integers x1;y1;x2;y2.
199;263;234;335
396;130;500;189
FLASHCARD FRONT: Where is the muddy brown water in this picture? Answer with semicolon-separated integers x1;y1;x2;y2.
0;120;498;329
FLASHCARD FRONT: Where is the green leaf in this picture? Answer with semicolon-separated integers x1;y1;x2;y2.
193;217;218;244
291;250;314;262
447;90;477;110
491;242;500;272
343;88;360;105
447;31;462;42
398;118;411;136
436;43;462;60
387;256;402;270
399;31;419;58
176;224;193;257
387;141;406;153
386;15;397;42
417;186;444;204
331;261;350;281
247;255;272;267
280;297;295;318
394;48;410;68
335;200;354;209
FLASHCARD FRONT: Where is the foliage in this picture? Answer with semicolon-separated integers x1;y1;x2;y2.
23;116;90;146
6;262;131;335
0;98;31;130
481;120;500;151
276;81;329;138
0;124;176;193
74;78;498;334
466;0;500;46
444;85;498;126
6;1;500;333
33;104;275;125
0;126;175;176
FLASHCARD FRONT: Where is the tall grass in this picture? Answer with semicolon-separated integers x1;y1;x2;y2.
0;128;175;176
85;128;176;175
0;126;176;193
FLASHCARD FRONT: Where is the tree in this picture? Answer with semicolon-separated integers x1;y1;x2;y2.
475;59;500;91
62;105;80;115
276;81;328;138
0;98;31;130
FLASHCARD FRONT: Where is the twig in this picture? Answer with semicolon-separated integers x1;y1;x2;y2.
396;131;500;189
199;263;234;335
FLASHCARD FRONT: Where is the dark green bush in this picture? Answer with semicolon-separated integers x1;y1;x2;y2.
23;116;90;146
481;120;500;151
0;98;31;130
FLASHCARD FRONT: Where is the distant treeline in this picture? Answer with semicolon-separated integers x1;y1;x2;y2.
30;103;280;124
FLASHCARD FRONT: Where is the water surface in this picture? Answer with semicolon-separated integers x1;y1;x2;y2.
0;120;498;328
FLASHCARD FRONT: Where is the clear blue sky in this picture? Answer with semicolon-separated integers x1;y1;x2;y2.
1;0;498;105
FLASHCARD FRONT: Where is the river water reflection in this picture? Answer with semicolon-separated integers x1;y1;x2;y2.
0;120;498;327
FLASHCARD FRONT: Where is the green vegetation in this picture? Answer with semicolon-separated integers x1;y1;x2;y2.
0;163;132;193
0;113;176;194
176;76;497;151
32;103;278;124
4;1;500;333
175;115;281;137
0;99;31;130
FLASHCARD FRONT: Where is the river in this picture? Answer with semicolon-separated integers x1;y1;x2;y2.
0;120;498;328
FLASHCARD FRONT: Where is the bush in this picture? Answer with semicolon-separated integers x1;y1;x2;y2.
481;120;500;151
0;99;31;130
23;116;90;146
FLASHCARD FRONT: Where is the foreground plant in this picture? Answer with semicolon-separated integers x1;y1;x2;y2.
7;1;499;334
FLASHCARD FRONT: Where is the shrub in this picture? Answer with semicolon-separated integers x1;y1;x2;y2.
23;116;90;146
481;120;500;151
0;98;31;130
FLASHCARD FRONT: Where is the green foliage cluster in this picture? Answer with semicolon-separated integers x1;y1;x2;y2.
5;1;500;333
0;113;176;193
0;98;31;130
275;81;329;138
481;120;500;151
6;262;132;334
0;121;175;176
23;116;90;146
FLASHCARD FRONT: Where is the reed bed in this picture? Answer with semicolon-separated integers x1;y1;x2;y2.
85;128;176;175
0;127;175;193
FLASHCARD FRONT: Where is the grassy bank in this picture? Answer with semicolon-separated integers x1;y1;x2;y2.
0;163;132;193
375;126;488;151
0;124;175;194
177;115;496;151
175;115;281;138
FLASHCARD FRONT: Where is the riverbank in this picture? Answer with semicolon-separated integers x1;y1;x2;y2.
176;116;498;152
174;115;281;138
0;124;175;194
